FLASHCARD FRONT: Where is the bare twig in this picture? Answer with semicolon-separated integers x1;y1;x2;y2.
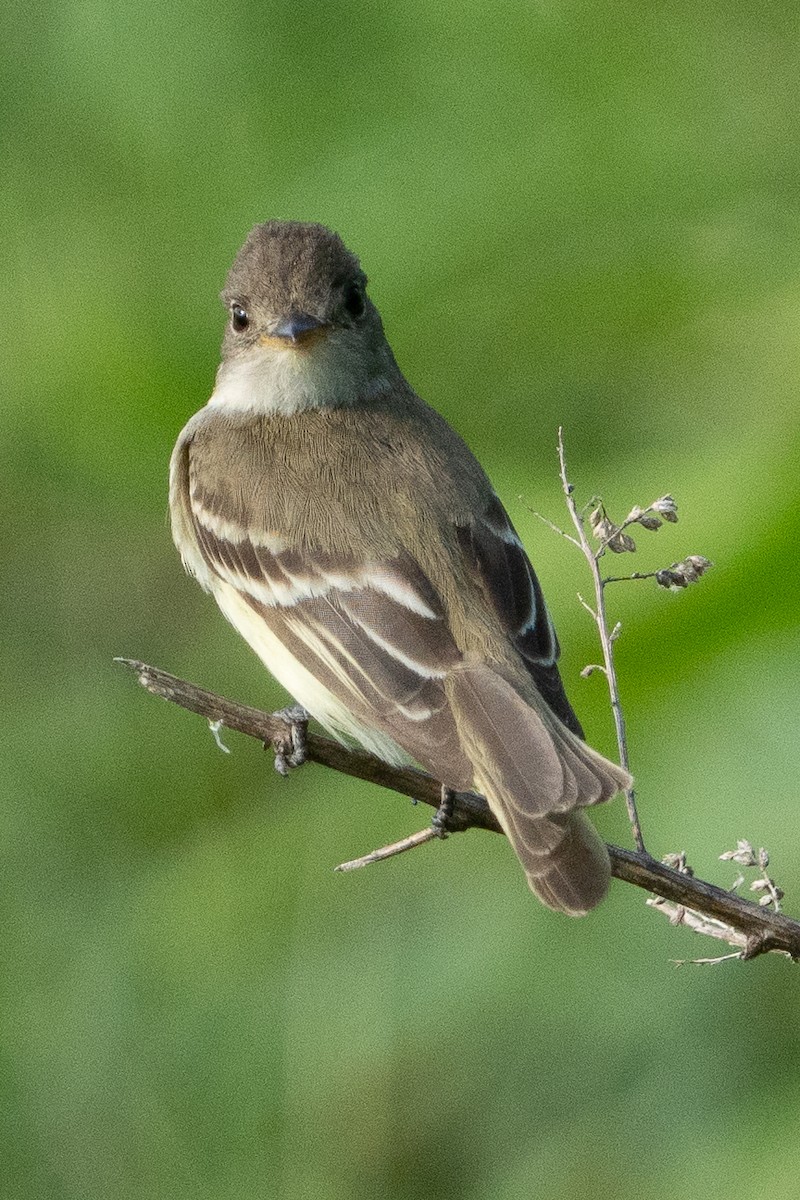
526;504;581;549
647;896;754;956
672;952;747;967
115;659;800;962
335;827;439;872
648;895;792;967
603;571;661;585
556;428;646;854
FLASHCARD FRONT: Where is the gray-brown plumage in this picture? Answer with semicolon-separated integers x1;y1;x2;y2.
170;220;631;916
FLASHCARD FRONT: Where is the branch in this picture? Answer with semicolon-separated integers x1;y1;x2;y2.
116;659;800;962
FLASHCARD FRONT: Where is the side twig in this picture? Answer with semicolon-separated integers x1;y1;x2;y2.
115;658;800;962
556;428;646;854
335;827;439;872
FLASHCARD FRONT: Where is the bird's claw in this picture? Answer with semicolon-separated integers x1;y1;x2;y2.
431;785;455;839
270;705;309;776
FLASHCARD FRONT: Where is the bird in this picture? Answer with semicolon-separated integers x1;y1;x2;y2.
169;220;631;915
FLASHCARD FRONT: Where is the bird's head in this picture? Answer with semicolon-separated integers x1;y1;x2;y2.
212;221;398;416
220;221;382;354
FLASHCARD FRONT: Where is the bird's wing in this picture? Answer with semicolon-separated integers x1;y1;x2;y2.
455;493;585;736
185;488;474;787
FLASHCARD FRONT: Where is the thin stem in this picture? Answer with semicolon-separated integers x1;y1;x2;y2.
334;827;438;872
557;428;647;855
576;592;598;621
672;951;747;967
526;506;582;549
603;572;660;585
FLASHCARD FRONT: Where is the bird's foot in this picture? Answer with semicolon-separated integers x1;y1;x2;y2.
431;785;455;839
270;704;309;776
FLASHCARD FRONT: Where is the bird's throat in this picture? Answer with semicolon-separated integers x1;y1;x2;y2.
208;341;394;418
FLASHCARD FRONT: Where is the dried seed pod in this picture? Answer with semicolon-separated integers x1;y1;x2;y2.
656;568;686;589
589;504;636;553
624;505;663;532
720;840;757;866
652;494;678;522
589;505;617;542
684;555;712;576
609;531;637;553
656;556;712;589
662;852;693;875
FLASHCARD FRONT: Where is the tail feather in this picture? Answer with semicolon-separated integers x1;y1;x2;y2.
524;813;611;916
448;665;631;916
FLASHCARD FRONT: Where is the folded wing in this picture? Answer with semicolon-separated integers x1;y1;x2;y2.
188;497;475;787
455;493;584;736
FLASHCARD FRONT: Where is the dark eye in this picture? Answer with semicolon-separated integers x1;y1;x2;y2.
343;282;365;319
231;304;249;332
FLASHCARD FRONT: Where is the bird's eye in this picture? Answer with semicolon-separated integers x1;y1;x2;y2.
231;304;249;332
343;282;365;319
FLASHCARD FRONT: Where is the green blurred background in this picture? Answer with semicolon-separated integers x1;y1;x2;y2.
3;2;800;1197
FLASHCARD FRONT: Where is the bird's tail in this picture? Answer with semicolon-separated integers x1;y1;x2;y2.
448;665;631;916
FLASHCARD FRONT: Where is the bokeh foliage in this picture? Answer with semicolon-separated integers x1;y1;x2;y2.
3;3;800;1198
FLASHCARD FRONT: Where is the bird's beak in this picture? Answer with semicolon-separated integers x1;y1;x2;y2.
261;313;328;349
